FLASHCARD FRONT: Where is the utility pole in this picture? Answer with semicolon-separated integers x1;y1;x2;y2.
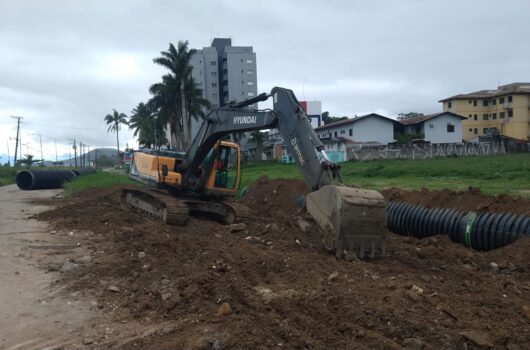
54;139;58;166
79;142;83;167
39;134;44;166
6;140;10;166
94;147;98;169
11;116;22;164
69;139;77;167
68;145;72;166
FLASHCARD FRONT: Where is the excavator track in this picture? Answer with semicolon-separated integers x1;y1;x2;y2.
121;188;253;226
121;188;190;225
222;201;255;222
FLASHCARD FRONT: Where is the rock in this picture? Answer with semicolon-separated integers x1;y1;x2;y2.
403;337;425;350
404;290;422;302
60;260;79;272
489;262;499;273
460;330;494;348
217;302;232;316
82;338;94;345
410;285;424;295
229;223;246;232
138;251;146;258
162;294;181;311
297;219;312;233
255;286;275;303
328;271;339;281
107;285;120;293
521;305;530;321
47;263;61;272
77;255;91;263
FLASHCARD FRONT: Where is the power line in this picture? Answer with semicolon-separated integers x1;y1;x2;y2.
24;121;106;131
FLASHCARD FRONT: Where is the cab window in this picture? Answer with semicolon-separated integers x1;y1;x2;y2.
214;146;238;190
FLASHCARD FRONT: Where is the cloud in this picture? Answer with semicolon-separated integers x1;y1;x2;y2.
1;0;529;160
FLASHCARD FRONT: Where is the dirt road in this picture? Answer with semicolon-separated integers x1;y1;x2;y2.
0;184;97;350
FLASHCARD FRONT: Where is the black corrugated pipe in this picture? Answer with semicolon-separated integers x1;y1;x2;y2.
386;201;530;251
16;170;77;190
74;166;96;176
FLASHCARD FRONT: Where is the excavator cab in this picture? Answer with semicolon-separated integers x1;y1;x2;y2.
205;141;241;194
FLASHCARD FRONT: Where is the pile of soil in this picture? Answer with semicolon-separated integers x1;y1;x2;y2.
383;187;530;215
36;179;530;349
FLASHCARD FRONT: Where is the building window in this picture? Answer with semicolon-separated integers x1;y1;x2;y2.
468;100;472;104
247;81;254;86
340;130;345;134
211;72;217;77
492;113;497;119
473;100;477;106
469;114;472;118
212;83;217;87
500;112;505;118
483;128;489;134
349;129;352;136
247;92;255;96
483;100;488;107
508;109;513;117
447;124;455;133
492;99;497;105
474;128;478;134
246;59;253;64
474;114;477;120
499;97;505;104
483;114;489;120
447;101;452;108
210;61;216;66
334;131;337;137
469;128;472;132
508;96;513;102
247;70;253;75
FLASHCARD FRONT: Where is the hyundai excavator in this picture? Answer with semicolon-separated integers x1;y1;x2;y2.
123;87;387;258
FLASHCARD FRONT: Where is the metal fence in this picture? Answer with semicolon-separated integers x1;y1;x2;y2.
348;142;509;161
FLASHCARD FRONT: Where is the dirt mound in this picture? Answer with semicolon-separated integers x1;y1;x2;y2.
36;182;530;349
383;187;530;215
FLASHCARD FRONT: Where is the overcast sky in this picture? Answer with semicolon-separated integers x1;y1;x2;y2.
1;0;529;161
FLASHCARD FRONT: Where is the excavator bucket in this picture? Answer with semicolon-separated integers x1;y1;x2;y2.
306;185;387;259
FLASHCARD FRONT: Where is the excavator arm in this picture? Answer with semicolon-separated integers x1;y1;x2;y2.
179;87;387;258
180;87;340;191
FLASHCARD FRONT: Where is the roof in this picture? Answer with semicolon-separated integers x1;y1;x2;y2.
439;82;530;102
399;112;467;125
314;113;399;131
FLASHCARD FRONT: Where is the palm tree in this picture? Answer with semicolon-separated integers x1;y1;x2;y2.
129;102;168;148
104;109;128;159
151;41;210;151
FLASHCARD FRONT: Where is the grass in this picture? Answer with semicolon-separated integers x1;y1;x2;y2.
0;167;19;186
63;171;137;195
240;153;530;197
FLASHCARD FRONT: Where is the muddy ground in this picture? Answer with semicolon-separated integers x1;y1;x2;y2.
36;178;530;349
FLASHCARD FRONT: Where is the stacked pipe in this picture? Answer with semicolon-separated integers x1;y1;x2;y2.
386;201;530;251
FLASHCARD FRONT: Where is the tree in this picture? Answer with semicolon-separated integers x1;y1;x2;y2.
397;112;424;120
129;102;168;148
16;154;39;168
249;131;269;161
321;111;348;125
104;109;128;158
151;41;210;151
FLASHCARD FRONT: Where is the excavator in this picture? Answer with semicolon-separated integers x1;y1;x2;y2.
123;87;387;258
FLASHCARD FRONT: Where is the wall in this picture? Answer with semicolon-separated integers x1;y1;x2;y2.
423;115;463;143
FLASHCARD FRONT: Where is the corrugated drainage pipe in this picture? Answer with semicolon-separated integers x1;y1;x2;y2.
386;201;530;251
16;170;77;190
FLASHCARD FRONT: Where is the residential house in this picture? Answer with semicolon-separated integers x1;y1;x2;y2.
314;113;399;144
398;112;466;144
